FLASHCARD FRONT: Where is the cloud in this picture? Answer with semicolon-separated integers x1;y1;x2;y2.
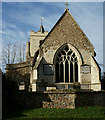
2;21;28;46
2;2;64;32
19;31;25;38
2;2;103;68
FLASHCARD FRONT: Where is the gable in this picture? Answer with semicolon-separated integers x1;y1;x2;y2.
41;9;94;55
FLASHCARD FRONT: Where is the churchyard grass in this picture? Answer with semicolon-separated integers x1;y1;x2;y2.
3;106;105;120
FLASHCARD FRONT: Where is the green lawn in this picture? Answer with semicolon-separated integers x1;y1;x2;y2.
3;106;105;120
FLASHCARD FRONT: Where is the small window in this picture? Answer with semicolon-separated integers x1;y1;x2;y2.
20;81;25;85
19;81;25;90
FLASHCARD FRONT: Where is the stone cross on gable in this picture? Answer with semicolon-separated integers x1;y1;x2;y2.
65;2;69;9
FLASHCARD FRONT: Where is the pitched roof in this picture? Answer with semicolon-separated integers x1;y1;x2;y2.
40;8;94;54
40;9;68;46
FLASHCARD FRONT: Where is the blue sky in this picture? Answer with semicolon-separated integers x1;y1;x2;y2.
104;2;105;72
2;2;103;70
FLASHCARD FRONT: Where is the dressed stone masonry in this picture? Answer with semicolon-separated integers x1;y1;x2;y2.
6;7;101;92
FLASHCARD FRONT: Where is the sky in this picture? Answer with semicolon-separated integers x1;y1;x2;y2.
1;2;104;71
103;2;105;72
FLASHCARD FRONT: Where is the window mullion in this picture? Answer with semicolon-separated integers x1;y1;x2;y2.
59;62;61;82
69;61;70;83
73;62;75;82
63;61;65;83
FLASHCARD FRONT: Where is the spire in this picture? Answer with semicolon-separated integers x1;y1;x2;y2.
38;25;45;33
38;17;45;33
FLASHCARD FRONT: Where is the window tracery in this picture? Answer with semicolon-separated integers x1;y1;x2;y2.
55;45;78;83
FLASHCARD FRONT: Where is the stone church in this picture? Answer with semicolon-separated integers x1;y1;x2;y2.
6;6;101;92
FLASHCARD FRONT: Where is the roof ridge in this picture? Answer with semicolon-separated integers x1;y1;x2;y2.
40;8;94;50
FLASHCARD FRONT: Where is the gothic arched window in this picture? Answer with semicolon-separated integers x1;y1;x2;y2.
55;45;78;83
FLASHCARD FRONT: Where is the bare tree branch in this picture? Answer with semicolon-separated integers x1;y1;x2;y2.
2;42;26;72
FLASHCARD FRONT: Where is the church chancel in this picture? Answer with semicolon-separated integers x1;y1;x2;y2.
6;4;101;92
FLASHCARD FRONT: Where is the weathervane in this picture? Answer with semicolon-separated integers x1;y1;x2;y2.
41;17;44;25
65;1;69;9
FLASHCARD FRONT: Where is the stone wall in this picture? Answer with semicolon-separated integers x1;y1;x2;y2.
75;91;105;107
43;90;105;108
36;9;100;90
6;90;105;111
43;91;76;109
6;62;31;91
41;9;94;57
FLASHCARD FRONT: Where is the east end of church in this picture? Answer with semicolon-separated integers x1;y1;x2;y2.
6;8;101;92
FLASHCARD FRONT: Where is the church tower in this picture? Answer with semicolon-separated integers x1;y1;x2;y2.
26;21;48;61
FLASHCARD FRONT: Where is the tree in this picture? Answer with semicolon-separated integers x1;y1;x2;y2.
11;44;16;64
2;42;26;72
2;43;11;65
14;42;26;63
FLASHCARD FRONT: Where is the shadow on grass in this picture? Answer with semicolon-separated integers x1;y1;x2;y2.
2;110;27;120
